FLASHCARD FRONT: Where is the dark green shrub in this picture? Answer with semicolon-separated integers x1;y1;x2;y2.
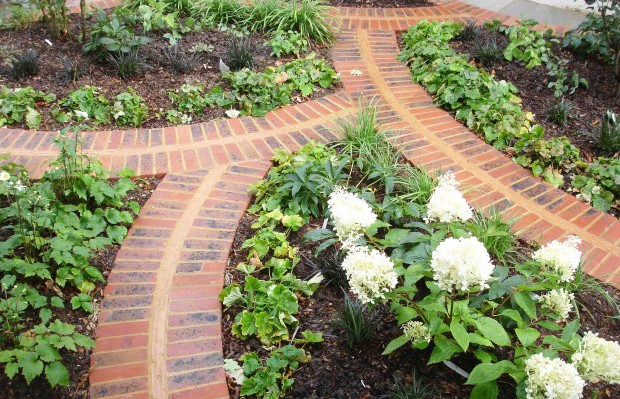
598;110;620;155
226;36;254;71
333;292;377;349
474;37;502;66
546;100;572;127
164;44;201;75
58;56;85;84
9;49;38;80
108;50;150;79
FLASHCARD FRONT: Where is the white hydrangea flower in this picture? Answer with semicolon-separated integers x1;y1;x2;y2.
74;110;89;120
571;331;620;384
425;171;472;223
430;236;494;292
328;186;377;243
14;180;26;191
525;354;584;399
540;289;574;321
341;246;397;304
533;236;582;282
402;321;431;343
0;171;10;181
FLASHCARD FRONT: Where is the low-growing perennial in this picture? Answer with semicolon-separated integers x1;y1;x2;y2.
341;246;397;304
328;186;377;245
425;171;472;223
525;353;585;399
430;236;494;292
533;236;582;282
540;288;574;321
571;331;620;384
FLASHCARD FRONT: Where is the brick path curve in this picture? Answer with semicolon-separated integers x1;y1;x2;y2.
0;2;618;398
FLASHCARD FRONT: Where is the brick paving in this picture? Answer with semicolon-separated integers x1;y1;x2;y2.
0;1;618;398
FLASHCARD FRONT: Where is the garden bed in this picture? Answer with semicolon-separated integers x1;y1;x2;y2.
449;26;619;160
220;116;620;399
0;176;160;399
0;13;337;131
328;0;432;8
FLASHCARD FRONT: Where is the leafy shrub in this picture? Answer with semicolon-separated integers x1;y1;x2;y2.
473;37;502;66
546;99;572;127
226;36;254;71
113;87;149;127
58;86;111;125
333;292;377;349
598;110;620;155
0;86;55;129
58;56;85;84
38;0;69;36
545;57;588;98
8;49;39;80
0;0;39;30
500;19;552;69
164;44;201;75
467;211;518;264
83;10;151;61
267;29;311;58
167;83;206;122
108;49;150;79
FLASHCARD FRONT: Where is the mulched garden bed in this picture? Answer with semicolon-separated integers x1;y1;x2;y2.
223;211;620;399
0;176;161;399
450;27;620;161
0;13;337;131
329;0;433;8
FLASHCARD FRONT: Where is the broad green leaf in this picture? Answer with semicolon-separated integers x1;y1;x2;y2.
45;361;69;387
450;321;470;352
382;334;409;355
515;327;540;347
470;380;499;399
466;360;516;385
513;292;537;319
475;317;510;346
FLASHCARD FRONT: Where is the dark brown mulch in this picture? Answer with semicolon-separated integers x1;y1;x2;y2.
329;0;433;7
450;27;620;161
0;14;337;131
0;177;161;399
223;213;620;399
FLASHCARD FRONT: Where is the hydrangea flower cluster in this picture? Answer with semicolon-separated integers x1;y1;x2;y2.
430;236;494;292
402;321;431;343
425;171;473;223
525;354;585;399
540;289;574;321
571;332;620;384
533;236;582;282
341;246;397;304
328;186;377;247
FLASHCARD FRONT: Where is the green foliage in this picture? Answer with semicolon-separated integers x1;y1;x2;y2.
0;0;40;31
58;86;112;125
167;83;206;123
546;99;572;127
571;157;619;212
8;49;39;80
191;0;249;26
456;20;479;41
385;370;439;399
113;87;149;127
83;10;152;60
238;346;310;399
0;86;55;129
0;126;141;388
334;292;377;349
267;30;310;58
500;19;552;69
473;37;502;67
467;211;518;264
226;36;254;71
545;57;588;98
38;0;69;37
598;110;620;155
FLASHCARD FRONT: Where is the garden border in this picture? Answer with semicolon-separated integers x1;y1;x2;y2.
0;1;618;398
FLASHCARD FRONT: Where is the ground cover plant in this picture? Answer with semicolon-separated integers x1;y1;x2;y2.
222;104;620;399
0;126;159;398
0;0;340;130
398;20;620;216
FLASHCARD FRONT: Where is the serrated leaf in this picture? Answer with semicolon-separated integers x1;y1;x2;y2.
45;361;69;387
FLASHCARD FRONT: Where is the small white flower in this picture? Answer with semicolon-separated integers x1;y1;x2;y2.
0;171;10;181
425;171;472;223
540;289;574;321
350;69;363;76
571;331;620;384
225;109;241;118
402;321;431;343
430;236;494;292
328;186;377;244
525;353;584;399
74;110;89;120
14;180;26;191
533;236;582;282
341;246;397;304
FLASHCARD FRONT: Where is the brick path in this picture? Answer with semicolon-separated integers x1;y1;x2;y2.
1;1;618;398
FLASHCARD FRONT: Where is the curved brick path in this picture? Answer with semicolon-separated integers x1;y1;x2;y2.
1;1;618;398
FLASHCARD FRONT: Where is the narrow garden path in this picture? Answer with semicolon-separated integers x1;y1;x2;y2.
0;1;618;398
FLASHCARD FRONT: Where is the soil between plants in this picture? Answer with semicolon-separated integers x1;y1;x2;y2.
449;27;620;161
223;212;620;399
0;177;161;399
329;0;433;7
0;14;337;131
